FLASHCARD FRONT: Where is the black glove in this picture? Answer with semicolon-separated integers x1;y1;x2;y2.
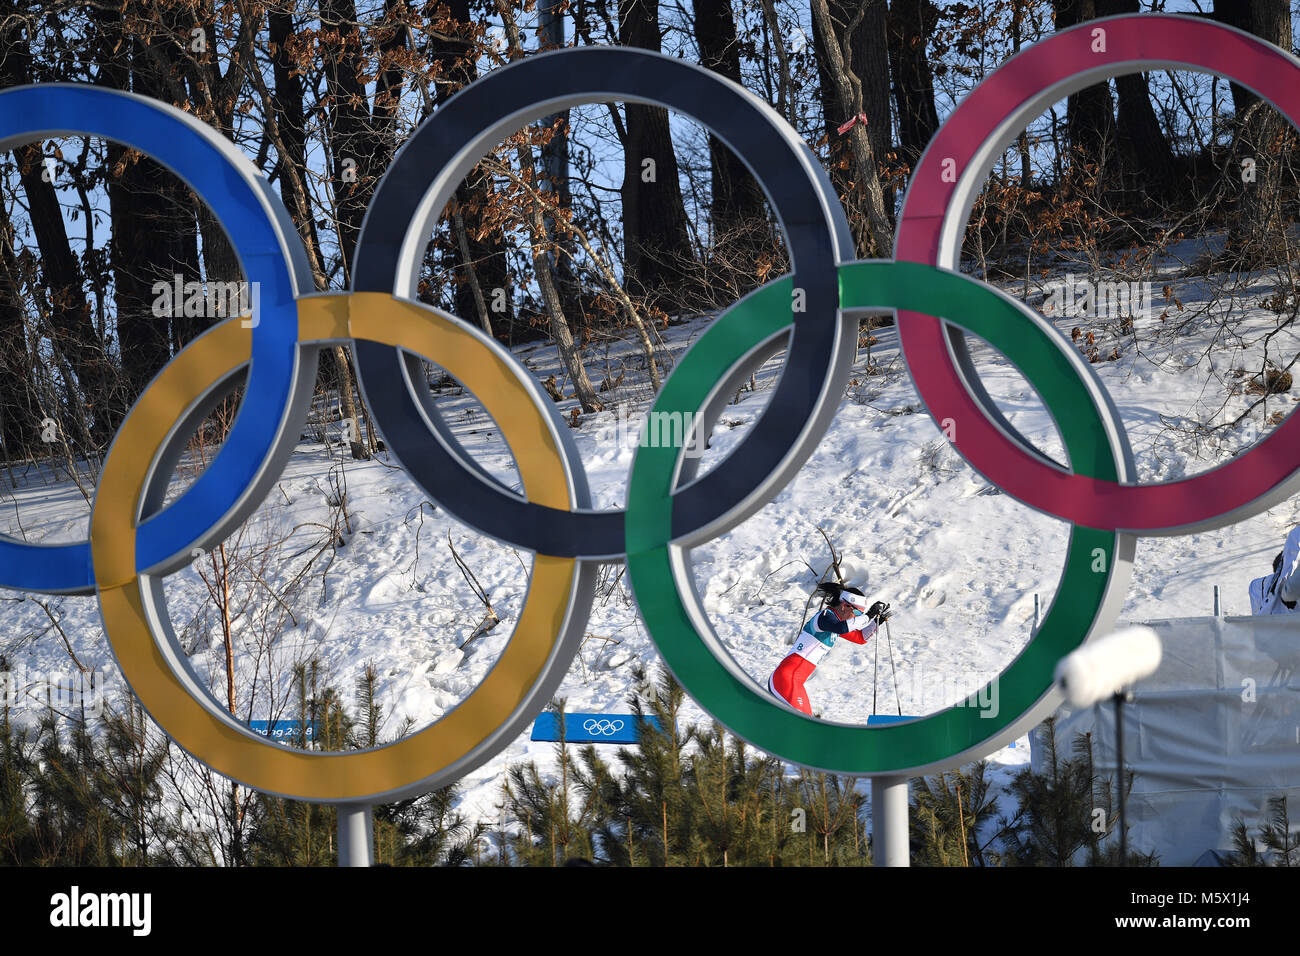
867;601;890;623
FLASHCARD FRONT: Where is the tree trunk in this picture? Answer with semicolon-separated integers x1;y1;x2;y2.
814;0;895;232
887;0;941;171
426;0;515;335
84;6;207;423
0;201;34;464
494;1;605;412
163;2;242;350
108;149;195;402
759;0;796;122
538;0;583;331
1054;0;1116;179
619;0;701;313
319;0;402;457
268;7;326;270
1217;0;1293;262
856;2;895;218
1011;0;1033;190
694;0;772;296
267;5;376;465
2;14;115;445
451;202;494;337
810;0;895;257
106;33;204;418
0;10;35;463
319;0;372;280
15;143;120;443
1099;0;1176;198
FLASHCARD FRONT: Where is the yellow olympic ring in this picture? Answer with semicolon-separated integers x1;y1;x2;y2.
91;293;580;800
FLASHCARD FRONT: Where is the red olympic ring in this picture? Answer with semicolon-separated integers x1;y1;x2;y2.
897;14;1300;534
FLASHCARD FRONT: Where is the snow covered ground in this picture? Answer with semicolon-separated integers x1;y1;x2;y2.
3;243;1300;836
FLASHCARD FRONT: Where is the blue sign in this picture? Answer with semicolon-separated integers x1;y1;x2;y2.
531;713;664;745
865;715;918;726
866;714;1015;746
249;720;317;743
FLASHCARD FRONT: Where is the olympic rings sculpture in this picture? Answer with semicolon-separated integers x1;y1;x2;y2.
2;14;1298;801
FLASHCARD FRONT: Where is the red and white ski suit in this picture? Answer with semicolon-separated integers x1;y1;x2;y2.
767;608;877;715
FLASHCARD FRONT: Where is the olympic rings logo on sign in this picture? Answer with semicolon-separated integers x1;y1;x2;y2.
3;14;1299;800
582;720;626;737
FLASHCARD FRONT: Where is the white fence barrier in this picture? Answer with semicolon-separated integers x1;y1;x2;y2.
1035;614;1300;865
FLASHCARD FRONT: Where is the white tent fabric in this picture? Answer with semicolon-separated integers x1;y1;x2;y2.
1033;614;1300;865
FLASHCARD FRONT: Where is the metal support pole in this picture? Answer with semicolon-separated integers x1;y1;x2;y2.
337;803;375;867
1114;692;1127;866
871;775;909;867
1213;584;1221;617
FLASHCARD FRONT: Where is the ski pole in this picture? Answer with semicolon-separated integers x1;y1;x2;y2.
872;620;880;716
885;619;902;716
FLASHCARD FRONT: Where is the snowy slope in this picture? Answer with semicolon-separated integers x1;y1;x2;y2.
3;247;1299;834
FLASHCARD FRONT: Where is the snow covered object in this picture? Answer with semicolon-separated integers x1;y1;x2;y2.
1249;526;1300;615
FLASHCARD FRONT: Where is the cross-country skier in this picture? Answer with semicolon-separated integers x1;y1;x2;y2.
1250;526;1300;615
768;583;891;715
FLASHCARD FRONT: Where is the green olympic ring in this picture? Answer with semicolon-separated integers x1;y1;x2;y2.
625;261;1129;775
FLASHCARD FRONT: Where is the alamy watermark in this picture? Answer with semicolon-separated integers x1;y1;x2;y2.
151;274;261;328
50;886;151;936
1041;275;1153;321
605;404;710;459
0;664;116;718
882;666;1002;719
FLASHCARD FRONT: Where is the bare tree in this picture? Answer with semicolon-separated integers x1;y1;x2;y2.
495;0;604;412
694;0;774;292
1054;0;1115;181
618;0;704;312
810;0;895;257
1216;0;1294;263
887;0;941;171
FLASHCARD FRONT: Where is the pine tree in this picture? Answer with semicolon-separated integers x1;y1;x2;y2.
1228;794;1299;867
1227;816;1264;867
501;699;610;865
764;768;810;866
27;709;125;865
996;718;1157;866
1257;795;1298;866
98;694;183;864
910;763;1001;866
794;770;869;867
605;667;696;865
0;686;37;864
1077;730;1157;867
354;662;383;750
996;717;1094;866
248;664;354;865
687;723;781;866
376;784;485;867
